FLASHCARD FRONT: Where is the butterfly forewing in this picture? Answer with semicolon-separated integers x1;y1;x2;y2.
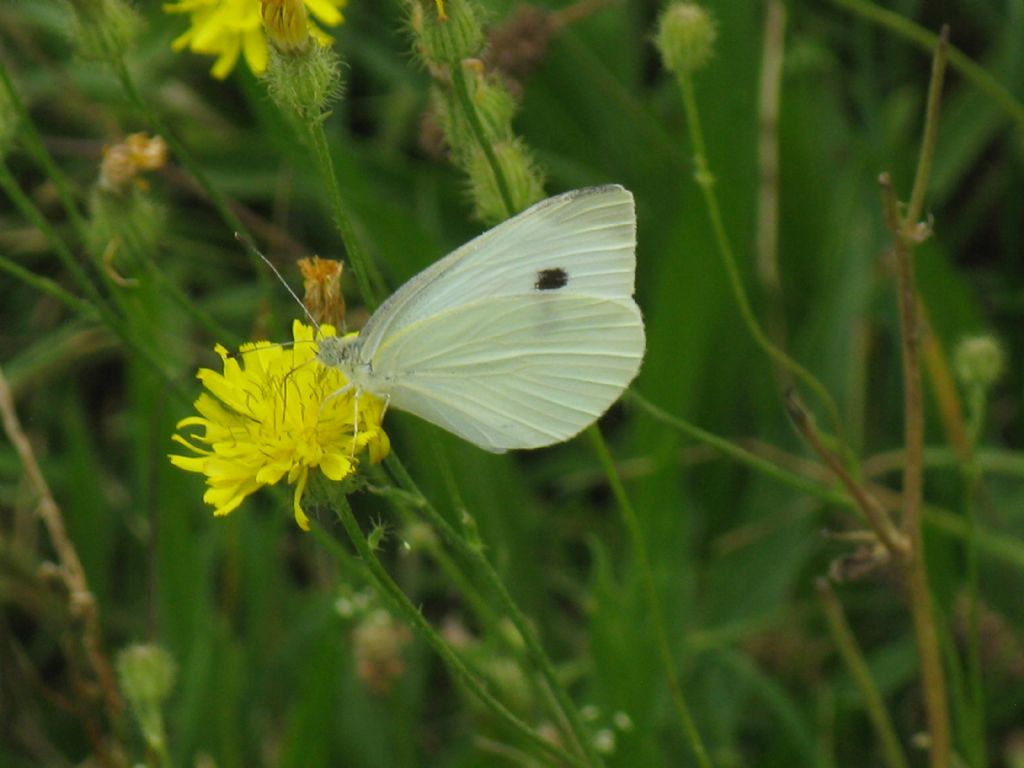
358;185;637;362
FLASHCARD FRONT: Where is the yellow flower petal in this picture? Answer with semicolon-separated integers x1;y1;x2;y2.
169;322;390;528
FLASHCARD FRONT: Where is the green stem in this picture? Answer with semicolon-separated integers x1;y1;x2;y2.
0;160;190;402
368;469;578;750
631;391;1024;573
817;580;910;768
586;425;714;768
629;391;851;507
0;62;90;241
304;120;381;310
110;59;274;299
672;71;844;441
905;26;948;228
960;385;988;767
0;253;98;320
450;62;516;218
330;493;581;768
830;0;1024;130
0;160;103;306
385;453;605;766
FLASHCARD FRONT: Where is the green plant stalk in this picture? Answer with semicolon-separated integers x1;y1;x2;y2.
0;161;184;397
672;72;844;441
0;253;98;320
366;472;578;750
0;62;90;242
586;425;714;768
450;62;516;218
830;0;1024;130
817;579;910;768
329;491;582;768
385;453;606;767
304;120;381;310
630;391;848;505
141;255;239;346
110;60;275;300
0;160;103;307
631;391;1024;572
960;385;987;768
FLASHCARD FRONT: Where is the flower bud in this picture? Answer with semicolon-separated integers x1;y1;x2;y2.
655;3;717;75
955;335;1005;392
262;0;312;55
411;0;484;64
298;256;346;327
116;644;176;752
264;42;343;120
465;139;544;224
68;0;141;63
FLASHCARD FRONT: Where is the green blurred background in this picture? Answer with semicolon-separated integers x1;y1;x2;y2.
2;0;1024;765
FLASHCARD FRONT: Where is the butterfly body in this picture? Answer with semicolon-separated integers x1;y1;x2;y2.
317;185;645;453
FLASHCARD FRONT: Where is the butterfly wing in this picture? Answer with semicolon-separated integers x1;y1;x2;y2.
372;293;645;452
358;185;637;361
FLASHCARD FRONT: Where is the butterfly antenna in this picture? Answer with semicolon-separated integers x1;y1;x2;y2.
235;233;322;334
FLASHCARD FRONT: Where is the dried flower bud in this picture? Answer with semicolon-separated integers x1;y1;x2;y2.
298;256;346;327
352;610;412;695
655;3;717;75
99;133;168;192
485;4;557;83
955;335;1005;392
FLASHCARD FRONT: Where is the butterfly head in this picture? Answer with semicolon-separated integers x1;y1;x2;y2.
316;334;380;393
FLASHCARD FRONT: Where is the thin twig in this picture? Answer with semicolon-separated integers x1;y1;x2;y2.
786;392;909;556
879;26;952;768
0;367;124;745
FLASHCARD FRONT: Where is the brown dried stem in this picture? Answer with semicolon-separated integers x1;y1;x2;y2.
0;367;123;753
879;24;951;768
786;391;909;556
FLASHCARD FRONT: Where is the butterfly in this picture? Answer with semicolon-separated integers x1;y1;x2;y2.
315;185;645;453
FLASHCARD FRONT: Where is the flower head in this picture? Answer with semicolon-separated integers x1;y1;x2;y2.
170;320;389;529
164;0;346;79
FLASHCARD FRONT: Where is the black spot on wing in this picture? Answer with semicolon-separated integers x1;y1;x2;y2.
535;267;568;291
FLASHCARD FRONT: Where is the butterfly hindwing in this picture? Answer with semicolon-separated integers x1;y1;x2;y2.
373;293;645;452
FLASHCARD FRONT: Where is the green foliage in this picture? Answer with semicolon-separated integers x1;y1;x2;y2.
2;1;1024;766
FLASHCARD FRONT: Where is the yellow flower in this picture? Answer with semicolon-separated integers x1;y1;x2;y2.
170;320;389;530
164;0;347;79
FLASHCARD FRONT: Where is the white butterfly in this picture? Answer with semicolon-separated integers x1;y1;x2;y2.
316;185;645;453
